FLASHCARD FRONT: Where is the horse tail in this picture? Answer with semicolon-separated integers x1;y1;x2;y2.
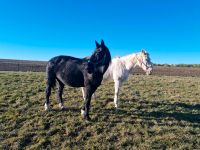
46;61;57;88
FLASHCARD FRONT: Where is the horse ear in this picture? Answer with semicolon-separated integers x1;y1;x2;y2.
101;40;105;46
141;49;146;54
95;40;101;48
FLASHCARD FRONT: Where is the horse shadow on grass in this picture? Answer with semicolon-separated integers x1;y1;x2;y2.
94;98;200;124
45;98;200;124
136;100;200;124
50;107;80;113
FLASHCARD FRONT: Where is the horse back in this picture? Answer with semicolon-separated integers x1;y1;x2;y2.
47;56;85;87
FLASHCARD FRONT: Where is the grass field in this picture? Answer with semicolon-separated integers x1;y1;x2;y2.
0;72;200;149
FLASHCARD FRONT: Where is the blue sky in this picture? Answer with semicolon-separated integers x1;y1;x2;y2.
0;0;199;64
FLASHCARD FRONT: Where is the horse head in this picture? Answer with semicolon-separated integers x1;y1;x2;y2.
86;40;111;74
136;49;153;75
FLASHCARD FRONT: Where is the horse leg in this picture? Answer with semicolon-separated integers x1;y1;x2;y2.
57;80;64;110
45;70;56;110
45;84;51;110
81;86;95;120
114;80;121;108
82;87;96;101
81;87;86;101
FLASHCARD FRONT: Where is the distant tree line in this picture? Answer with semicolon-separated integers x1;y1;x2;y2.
154;64;200;68
0;59;200;77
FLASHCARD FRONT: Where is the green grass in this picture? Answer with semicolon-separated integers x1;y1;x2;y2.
0;71;200;149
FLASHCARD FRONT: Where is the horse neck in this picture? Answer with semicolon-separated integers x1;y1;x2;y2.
103;50;111;72
97;49;111;74
121;53;138;71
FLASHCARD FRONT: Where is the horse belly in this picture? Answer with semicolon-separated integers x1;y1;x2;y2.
56;67;84;87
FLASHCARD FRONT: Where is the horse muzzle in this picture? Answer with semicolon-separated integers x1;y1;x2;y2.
146;67;153;75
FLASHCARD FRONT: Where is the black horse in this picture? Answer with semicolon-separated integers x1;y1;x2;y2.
44;40;111;120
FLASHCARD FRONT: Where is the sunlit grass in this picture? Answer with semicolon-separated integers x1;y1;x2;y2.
0;72;200;149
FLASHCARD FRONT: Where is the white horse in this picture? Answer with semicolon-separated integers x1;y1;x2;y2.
82;49;153;108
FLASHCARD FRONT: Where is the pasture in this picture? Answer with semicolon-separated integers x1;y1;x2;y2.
0;71;200;149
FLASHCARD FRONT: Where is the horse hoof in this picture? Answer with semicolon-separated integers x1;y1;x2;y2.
84;116;91;121
115;104;119;108
60;106;65;110
81;110;91;121
59;103;64;110
44;103;49;111
81;109;86;116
